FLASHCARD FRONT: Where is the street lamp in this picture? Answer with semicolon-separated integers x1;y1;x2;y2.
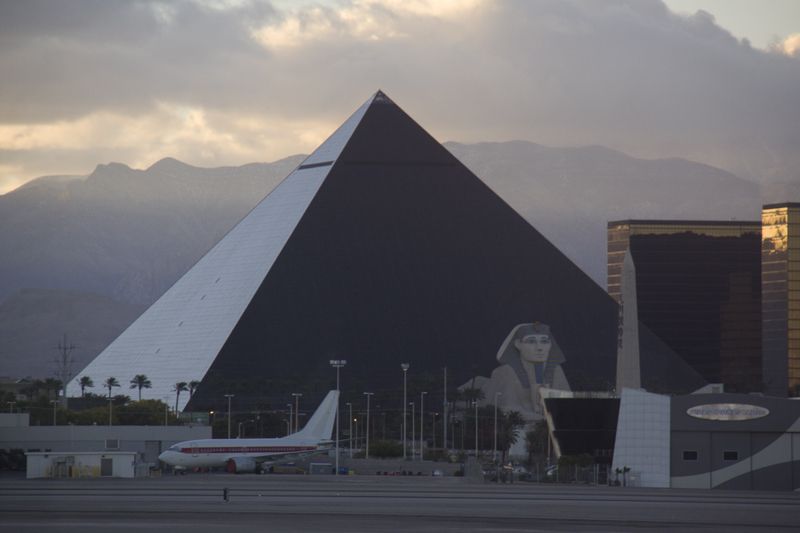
354;415;359;452
330;359;347;476
493;392;502;463
401;363;409;459
432;412;438;450
287;403;293;435
50;400;57;425
363;392;373;459
224;394;234;439
292;393;303;433
473;400;478;458
346;402;353;458
420;391;427;461
443;366;448;453
410;401;415;460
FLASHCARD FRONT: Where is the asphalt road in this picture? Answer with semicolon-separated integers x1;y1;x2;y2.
1;474;799;532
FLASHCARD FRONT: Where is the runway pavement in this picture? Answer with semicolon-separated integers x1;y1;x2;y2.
1;474;799;532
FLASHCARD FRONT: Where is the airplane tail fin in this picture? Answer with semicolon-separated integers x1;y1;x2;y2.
295;390;339;442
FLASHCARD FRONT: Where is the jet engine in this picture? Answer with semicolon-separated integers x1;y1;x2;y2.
226;457;258;473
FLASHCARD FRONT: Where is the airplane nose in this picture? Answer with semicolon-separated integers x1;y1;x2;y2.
158;451;170;463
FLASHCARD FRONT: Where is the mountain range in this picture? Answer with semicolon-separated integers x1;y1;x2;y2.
0;141;770;379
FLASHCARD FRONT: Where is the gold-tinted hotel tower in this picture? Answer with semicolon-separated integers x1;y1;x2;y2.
762;203;800;396
608;220;762;392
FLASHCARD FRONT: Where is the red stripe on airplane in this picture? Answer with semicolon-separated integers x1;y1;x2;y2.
179;446;316;454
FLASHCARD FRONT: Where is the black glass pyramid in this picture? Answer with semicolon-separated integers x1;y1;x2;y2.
73;91;704;411
190;91;703;407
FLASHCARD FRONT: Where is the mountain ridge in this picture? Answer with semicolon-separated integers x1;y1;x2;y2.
0;141;774;377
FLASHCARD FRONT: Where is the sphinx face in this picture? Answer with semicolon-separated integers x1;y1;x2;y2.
514;334;551;364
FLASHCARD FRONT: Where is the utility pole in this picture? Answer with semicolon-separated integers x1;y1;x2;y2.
330;359;347;476
410;401;415;460
347;402;353;458
292;393;302;433
363;392;373;459
54;334;76;406
473;400;478;458
494;392;502;463
420;391;427;461
443;367;447;452
401;363;409;459
225;394;234;439
432;412;437;449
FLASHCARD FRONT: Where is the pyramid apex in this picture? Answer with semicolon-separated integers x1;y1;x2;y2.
372;90;394;105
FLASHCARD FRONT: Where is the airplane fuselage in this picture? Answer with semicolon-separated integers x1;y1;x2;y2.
159;437;329;468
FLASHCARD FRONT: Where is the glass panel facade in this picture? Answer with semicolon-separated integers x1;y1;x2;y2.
761;205;800;396
607;220;762;391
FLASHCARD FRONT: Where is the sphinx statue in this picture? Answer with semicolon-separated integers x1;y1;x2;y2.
466;322;570;422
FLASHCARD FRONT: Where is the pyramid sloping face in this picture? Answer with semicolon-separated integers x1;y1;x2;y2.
67;96;375;408
72;91;704;410
191;92;703;407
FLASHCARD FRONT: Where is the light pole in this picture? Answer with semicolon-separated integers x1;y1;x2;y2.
354;415;359;452
292;393;303;433
330;359;347;476
364;392;373;459
420;392;427;461
224;394;234;439
163;397;169;426
108;396;113;426
410;401;415;460
287;403;293;435
493;392;502;463
50;400;57;425
473;400;478;458
346;402;353;458
401;363;409;459
432;412;438;450
443;366;447;452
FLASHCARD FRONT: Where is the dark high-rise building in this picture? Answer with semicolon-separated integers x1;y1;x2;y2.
71;92;704;411
607;220;762;391
762;203;800;397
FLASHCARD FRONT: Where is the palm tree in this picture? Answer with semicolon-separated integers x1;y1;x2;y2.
173;381;188;414
462;387;485;415
129;374;152;401
188;380;200;400
43;378;63;400
78;376;94;397
498;409;526;464
104;377;120;398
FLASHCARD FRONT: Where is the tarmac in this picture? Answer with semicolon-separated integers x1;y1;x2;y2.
1;473;799;532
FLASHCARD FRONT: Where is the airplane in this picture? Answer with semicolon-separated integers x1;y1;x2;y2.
158;390;339;473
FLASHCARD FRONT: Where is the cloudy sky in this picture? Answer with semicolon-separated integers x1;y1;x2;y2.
0;0;798;194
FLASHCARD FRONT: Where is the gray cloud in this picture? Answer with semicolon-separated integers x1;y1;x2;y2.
0;0;798;190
